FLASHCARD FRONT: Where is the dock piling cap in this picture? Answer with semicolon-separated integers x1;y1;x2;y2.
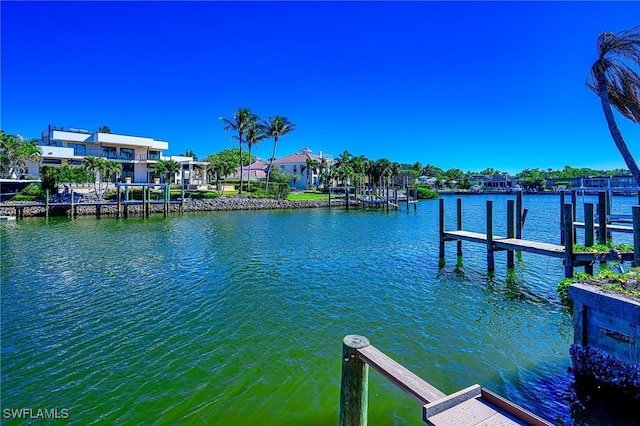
343;335;370;349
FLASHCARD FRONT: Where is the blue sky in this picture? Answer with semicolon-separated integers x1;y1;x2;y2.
2;1;639;174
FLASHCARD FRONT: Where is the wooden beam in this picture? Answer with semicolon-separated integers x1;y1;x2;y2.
357;344;446;405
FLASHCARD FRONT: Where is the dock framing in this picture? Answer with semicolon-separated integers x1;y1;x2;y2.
439;192;640;278
339;335;551;425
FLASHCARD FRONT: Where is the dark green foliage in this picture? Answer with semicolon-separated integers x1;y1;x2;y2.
20;183;45;198
416;186;439;199
10;194;36;201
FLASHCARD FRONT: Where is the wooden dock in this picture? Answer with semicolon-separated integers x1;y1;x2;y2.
439;193;640;278
5;183;185;219
339;335;551;426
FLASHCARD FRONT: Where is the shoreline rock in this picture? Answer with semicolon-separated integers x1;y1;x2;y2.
0;197;345;218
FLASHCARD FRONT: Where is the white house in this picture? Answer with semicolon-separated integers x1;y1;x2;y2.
32;125;198;184
237;148;333;190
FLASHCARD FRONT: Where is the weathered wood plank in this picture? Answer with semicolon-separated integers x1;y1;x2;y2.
573;221;633;233
423;385;481;417
480;389;552;426
424;398;498;426
356;345;446;405
493;238;565;258
443;230;494;244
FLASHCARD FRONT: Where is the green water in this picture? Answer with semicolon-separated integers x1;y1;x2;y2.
1;195;636;424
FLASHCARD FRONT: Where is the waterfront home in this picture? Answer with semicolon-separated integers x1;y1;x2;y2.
27;125;206;186
232;148;333;190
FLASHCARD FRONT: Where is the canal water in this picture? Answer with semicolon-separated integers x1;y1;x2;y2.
1;194;637;425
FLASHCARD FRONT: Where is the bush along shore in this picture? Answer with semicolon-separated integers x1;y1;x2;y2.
0;197;346;218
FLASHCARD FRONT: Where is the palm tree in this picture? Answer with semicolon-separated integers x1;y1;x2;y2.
240;121;268;191
306;157;319;189
264;116;296;190
102;161;122;193
220;108;256;194
83;156;102;194
0;132;41;178
587;26;640;184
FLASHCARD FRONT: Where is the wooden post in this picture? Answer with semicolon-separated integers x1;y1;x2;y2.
585;203;594;275
571;191;577;244
563;203;574;278
124;186;129;218
328;187;332;208
516;190;523;239
117;185;122;218
507;199;515;268
633;206;640;268
339;335;370;426
70;189;75;218
487;200;494;272
560;190;565;244
456;198;462;256
181;188;185;213
164;185;168;218
414;188;417;211
439;198;446;262
598;192;607;245
346;186;350;211
96;204;101;219
45;188;50;219
385;184;390;213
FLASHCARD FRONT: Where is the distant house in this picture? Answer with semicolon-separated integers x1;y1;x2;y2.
468;174;519;190
233;148;333;190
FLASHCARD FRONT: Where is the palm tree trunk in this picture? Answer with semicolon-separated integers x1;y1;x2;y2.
597;73;640;185
248;145;252;192
265;137;278;191
238;132;244;194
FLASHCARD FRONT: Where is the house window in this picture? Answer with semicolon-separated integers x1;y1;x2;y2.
120;148;134;160
68;143;86;156
148;151;160;160
293;165;297;173
102;147;117;159
42;159;62;164
280;165;285;172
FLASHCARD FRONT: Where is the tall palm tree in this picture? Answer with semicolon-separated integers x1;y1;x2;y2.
264;116;296;190
241;121;268;191
306;157;319;189
220;108;256;194
587;26;640;184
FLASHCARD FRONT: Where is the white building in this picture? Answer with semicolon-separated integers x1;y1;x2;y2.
238;148;333;190
34;125;192;184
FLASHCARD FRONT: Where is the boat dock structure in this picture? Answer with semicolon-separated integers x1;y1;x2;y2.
6;183;186;219
339;335;552;425
439;191;640;278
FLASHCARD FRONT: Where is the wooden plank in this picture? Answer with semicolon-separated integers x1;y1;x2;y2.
493;238;565;258
573;222;633;233
424;397;499;426
480;389;552;426
444;230;492;244
423;385;481;417
356;345;446;404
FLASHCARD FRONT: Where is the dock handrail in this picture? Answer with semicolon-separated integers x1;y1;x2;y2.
339;335;552;426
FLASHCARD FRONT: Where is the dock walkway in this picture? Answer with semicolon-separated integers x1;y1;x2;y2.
439;194;640;278
340;335;551;426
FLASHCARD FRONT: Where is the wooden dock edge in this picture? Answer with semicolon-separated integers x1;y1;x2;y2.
339;335;552;426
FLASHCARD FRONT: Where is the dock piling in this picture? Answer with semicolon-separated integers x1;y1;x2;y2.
633;206;640;267
486;200;494;272
563;203;574;278
439;198;445;262
339;335;370;426
456;198;462;256
585;203;594;275
507;200;515;268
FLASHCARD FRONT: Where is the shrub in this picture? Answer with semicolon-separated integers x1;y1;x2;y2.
20;183;45;199
10;194;36;202
416;187;439;199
